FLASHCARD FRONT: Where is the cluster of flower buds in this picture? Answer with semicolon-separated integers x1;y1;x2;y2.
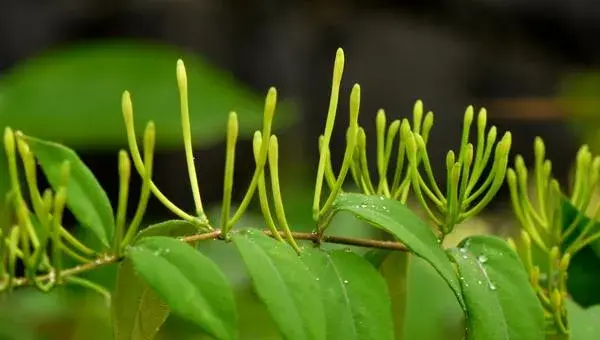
506;138;600;335
311;48;513;241
1;128;74;292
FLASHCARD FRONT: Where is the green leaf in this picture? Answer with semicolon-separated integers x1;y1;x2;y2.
403;255;465;340
127;236;237;340
561;197;600;256
23;135;114;247
113;220;201;340
560;197;600;306
231;229;326;340
363;249;390;268
133;220;201;242
0;40;297;148
301;248;394;340
447;235;545;340
380;252;411;338
327;193;464;309
566;299;600;339
113;260;169;340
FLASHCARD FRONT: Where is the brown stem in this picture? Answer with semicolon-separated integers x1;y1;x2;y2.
12;229;407;287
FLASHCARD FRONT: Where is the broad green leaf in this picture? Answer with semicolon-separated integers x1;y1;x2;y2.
363;249;390;268
231;229;326;340
448;235;545;340
561;197;600;256
327;193;464;309
362;249;411;337
0;40;297;148
127;236;237;340
23;135;114;247
380;251;410;338
403;255;465;340
113;220;201;340
301;248;394;340
560;197;600;306
566;299;600;339
113;260;169;340
133;219;201;242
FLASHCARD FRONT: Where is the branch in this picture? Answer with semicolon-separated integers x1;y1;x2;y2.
12;229;407;287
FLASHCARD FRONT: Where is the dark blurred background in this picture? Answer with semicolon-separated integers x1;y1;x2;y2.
1;0;600;339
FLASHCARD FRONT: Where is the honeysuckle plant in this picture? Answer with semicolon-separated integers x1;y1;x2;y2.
0;47;598;340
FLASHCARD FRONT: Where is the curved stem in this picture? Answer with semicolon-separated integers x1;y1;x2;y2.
121;91;199;224
122;123;157;248
221;112;238;233
176;60;205;217
268;136;301;253
313;49;345;219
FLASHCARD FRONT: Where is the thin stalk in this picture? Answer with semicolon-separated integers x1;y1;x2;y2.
313;48;345;219
176;60;205;217
121;122;156;248
268;136;301;252
113;150;131;255
252;133;284;242
228;88;277;227
121;91;199;224
221;112;238;233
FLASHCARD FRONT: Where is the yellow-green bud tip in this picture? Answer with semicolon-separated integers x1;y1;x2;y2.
60;161;71;186
465;143;474;164
463;105;474;127
400;119;412;138
269;135;279;155
446;150;455;169
376;109;386;127
3;127;14;155
507;168;517;185
228;112;239;140
333;48;345;82
497;132;512;157
144;121;156;146
121;91;133;121
349;84;361;122
477;108;487;129
515;154;526;170
265;87;278;122
388;120;400;135
252;131;263;159
413;100;424;128
534;136;545;158
54;187;67;212
358;127;367;145
423;111;434;131
176;59;187;89
577;145;591;163
118;150;131;176
16;138;31;161
405;131;417;154
520;230;531;247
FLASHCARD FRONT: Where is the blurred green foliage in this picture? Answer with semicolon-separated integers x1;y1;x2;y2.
0;40;297;149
